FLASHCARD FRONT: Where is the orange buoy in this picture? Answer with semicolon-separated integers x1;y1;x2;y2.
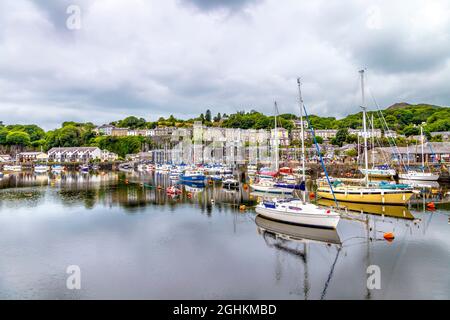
309;193;315;199
383;232;395;241
426;202;435;210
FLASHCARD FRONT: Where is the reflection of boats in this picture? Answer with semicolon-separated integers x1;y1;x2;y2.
51;165;65;173
166;185;181;195
180;170;205;182
317;198;415;220
3;165;22;172
79;164;90;172
255;215;341;244
255;198;340;229
222;176;239;188
184;184;204;193
34;165;50;173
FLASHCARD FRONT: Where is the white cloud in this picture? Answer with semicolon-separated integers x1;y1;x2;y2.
0;0;448;129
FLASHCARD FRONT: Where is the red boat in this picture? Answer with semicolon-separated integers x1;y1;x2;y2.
279;167;293;175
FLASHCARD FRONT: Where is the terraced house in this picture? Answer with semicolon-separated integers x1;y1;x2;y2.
47;147;117;163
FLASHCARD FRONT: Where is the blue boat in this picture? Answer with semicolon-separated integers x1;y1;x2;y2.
179;170;205;182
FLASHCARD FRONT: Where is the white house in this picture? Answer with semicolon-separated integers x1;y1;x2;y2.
101;150;119;162
47;147;102;163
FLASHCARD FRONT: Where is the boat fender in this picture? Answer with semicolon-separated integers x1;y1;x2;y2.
383;232;395;241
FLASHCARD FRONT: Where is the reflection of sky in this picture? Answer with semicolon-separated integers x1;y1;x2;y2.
0;174;448;299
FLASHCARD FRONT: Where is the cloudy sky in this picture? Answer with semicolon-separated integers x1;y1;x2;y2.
0;0;449;129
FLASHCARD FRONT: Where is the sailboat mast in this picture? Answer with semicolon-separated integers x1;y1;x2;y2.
371;114;375;166
274;101;279;172
420;125;424;172
297;78;306;181
360;70;369;186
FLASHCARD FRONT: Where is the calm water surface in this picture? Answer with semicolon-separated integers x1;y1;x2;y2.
0;172;448;299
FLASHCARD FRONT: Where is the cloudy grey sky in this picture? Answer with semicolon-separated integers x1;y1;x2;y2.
0;0;449;129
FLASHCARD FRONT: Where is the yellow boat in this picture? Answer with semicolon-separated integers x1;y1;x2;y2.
316;185;414;205
317;198;415;220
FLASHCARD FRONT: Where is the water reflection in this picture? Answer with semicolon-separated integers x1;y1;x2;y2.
0;172;448;299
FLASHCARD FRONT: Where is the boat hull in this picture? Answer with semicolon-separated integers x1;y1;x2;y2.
255;207;339;229
250;184;294;194
398;173;439;181
317;187;413;205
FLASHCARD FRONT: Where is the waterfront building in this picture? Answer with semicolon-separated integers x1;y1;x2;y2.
369;142;450;164
430;131;450;141
0;154;12;162
101;150;119;162
17;152;49;162
48;147;108;163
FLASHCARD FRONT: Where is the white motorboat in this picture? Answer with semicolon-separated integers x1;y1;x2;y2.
359;166;396;178
250;179;294;194
398;170;439;181
34;165;50;173
399;125;439;181
247;165;257;175
255;198;340;229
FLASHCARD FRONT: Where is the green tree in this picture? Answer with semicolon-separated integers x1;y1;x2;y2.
117;116;146;129
6;131;31;146
332;128;349;146
205;109;212;122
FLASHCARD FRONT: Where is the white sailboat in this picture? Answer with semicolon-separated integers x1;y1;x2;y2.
399;125;439;181
250;101;288;195
317;70;413;205
359;114;396;178
255;78;340;229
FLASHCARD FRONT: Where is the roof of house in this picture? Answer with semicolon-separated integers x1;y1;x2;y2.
375;142;450;154
48;147;100;153
19;152;47;156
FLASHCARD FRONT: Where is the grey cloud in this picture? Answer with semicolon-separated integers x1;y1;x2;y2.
181;0;262;11
0;0;448;129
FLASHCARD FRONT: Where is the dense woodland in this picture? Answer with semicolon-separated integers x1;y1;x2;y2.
0;102;448;157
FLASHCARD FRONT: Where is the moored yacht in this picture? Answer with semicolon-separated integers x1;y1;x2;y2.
255;198;340;229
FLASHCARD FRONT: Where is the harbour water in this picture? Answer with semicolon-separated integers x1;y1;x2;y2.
0;172;448;299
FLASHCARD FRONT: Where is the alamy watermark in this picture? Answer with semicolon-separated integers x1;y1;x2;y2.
66;265;81;290
66;5;82;30
366;265;381;290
